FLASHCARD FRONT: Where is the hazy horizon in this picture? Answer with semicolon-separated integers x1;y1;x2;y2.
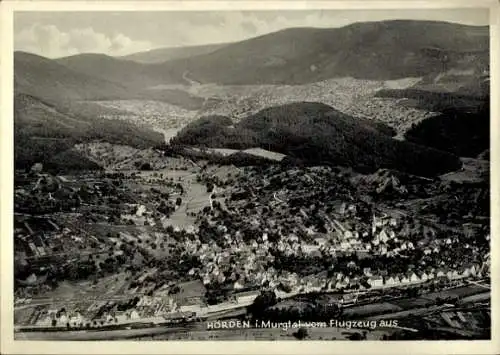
14;9;489;59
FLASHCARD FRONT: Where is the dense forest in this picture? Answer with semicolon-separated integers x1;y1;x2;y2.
172;102;461;177
375;87;488;112
404;102;489;158
14;93;164;171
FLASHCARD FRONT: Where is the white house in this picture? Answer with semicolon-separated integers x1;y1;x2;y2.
235;290;260;305
385;276;399;287
344;230;353;239
409;272;420;284
379;230;389;243
449;270;460;279
59;314;68;324
136;205;147;217
368;276;384;288
179;304;202;315
335;281;346;289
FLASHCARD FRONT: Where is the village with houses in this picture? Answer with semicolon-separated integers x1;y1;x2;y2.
13;148;491;340
8;8;493;344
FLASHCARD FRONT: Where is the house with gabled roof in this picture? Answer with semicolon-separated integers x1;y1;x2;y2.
448;269;460;280
385;275;399;287
436;268;446;278
469;263;479;276
418;271;429;283
409;271;420;284
379;230;389;244
399;273;410;285
334;279;345;290
368;275;384;288
459;267;470;278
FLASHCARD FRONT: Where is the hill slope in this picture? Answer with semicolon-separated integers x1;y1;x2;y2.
16;52;213;108
14;52;132;102
172;102;461;177
158;20;489;85
14;93;164;171
404;101;490;158
120;43;229;63
54;53;151;89
374;70;489;156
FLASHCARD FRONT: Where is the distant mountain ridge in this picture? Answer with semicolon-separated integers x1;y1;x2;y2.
40;20;489;89
15;51;132;102
120;42;230;63
15;51;212;109
155;20;489;85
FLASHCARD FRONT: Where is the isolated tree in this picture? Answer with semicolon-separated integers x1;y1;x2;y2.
293;327;308;340
348;332;364;340
248;290;277;319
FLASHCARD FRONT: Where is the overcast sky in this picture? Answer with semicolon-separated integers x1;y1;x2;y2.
14;9;489;58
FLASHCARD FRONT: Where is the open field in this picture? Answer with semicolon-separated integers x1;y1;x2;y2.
16;323;395;341
390;297;435;310
16;272;132;304
420;285;486;301
176;280;206;299
440;157;489;183
156;169;210;229
343;302;403;317
15;325;197;341
457;292;491;305
74;142;177;170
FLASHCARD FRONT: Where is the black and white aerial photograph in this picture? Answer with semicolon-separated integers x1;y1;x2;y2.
7;3;492;344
